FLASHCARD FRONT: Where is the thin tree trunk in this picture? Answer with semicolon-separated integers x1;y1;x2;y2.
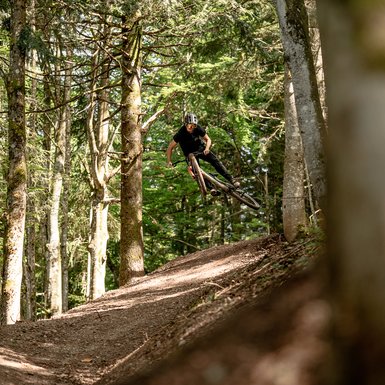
220;203;225;245
47;52;67;315
175;196;186;255
304;161;317;226
47;114;65;316
86;53;98;300
91;65;110;299
274;0;327;212
305;0;327;121
24;218;36;320
1;0;27;325
86;37;112;299
119;13;145;285
41;75;52;313
282;65;307;242
263;170;270;235
61;51;72;312
231;150;242;239
89;200;109;298
23;0;37;321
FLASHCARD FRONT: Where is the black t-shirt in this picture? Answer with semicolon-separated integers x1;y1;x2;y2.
173;124;206;157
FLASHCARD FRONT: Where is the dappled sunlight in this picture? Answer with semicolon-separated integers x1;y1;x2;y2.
0;347;54;382
137;254;247;290
62;286;200;317
63;250;264;318
0;236;291;385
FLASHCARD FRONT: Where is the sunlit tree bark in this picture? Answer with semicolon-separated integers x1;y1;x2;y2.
119;11;145;285
46;40;73;316
47;104;66;317
274;0;327;212
1;0;27;325
61;48;72;312
87;51;111;299
23;0;38;321
305;0;326;121
282;66;307;242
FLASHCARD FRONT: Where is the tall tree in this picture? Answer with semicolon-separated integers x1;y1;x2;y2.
318;1;385;383
23;0;38;321
46;100;66;316
305;0;326;120
1;0;27;325
46;39;72;316
119;11;145;285
60;46;73;312
86;44;113;300
282;66;307;242
274;0;327;212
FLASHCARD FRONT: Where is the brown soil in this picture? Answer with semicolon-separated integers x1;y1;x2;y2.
0;234;328;385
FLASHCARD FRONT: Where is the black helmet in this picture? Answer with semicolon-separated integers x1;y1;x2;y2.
184;112;198;125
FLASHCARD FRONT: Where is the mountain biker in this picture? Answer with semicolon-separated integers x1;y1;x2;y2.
166;112;240;196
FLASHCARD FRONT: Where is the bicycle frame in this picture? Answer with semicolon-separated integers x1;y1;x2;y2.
186;152;260;210
188;153;207;196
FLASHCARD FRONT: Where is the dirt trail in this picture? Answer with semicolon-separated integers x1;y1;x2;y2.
0;234;323;385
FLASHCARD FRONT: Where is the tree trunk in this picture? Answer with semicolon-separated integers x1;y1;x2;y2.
231;150;242;240
86;32;113;299
119;12;145;285
61;53;72;312
263;170;270;235
1;0;27;325
41;74;52;312
274;0;327;212
24;218;36;320
282;66;307;242
318;1;385;384
23;0;37;321
47;107;66;316
305;0;327;121
89;199;109;298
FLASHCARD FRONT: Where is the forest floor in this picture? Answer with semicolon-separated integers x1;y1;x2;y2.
0;233;329;385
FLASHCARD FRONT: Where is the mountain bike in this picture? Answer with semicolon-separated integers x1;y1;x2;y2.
175;152;260;211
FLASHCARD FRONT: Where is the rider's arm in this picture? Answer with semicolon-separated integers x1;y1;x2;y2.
202;134;212;155
166;140;178;166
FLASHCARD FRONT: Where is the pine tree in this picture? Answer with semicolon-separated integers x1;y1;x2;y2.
1;0;27;325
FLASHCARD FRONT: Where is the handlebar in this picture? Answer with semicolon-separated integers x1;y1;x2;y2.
172;151;205;167
171;159;186;167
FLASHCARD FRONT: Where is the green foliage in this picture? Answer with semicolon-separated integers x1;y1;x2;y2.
106;240;119;290
138;0;285;268
0;0;9;12
68;294;86;309
22;28;50;60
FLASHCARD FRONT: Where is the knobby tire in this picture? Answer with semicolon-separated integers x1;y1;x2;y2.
201;170;260;211
227;189;260;211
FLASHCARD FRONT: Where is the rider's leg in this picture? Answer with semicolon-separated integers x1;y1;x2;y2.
199;152;240;187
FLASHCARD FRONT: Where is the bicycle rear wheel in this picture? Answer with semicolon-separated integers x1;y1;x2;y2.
202;171;259;211
189;154;207;197
227;189;260;211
